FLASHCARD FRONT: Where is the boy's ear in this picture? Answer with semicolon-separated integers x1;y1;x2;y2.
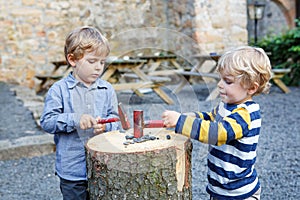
67;54;76;67
248;82;259;95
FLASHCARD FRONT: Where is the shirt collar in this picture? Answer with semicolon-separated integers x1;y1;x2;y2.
65;72;108;90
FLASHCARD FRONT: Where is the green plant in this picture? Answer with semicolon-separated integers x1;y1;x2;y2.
254;19;300;86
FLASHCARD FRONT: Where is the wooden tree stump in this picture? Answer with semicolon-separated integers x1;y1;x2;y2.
85;128;193;200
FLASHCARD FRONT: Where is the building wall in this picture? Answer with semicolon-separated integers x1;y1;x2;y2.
0;0;291;88
247;0;297;41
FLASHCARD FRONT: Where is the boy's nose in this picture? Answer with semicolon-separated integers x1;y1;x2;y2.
95;62;103;70
217;79;223;88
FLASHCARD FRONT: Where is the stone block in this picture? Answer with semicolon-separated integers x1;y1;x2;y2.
0;135;55;160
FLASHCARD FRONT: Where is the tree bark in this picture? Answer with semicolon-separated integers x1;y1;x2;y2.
85;128;192;200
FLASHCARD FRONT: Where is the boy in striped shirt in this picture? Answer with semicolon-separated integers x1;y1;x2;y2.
162;46;272;199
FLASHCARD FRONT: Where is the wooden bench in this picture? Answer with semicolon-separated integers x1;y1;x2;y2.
35;74;64;94
176;71;219;79
173;54;221;97
122;73;171;97
174;71;220;101
175;68;291;101
123;73;171;83
102;58;174;104
271;68;291;93
173;70;220;97
35;61;69;94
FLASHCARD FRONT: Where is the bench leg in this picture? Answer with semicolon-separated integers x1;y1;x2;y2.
272;78;291;93
152;88;174;105
36;79;48;93
173;79;188;94
206;87;219;101
133;89;144;97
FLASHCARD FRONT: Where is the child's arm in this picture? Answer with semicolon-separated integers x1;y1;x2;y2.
162;109;215;127
193;108;216;121
175;107;251;146
40;87;79;134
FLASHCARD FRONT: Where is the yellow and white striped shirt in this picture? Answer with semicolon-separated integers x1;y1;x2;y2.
175;101;261;199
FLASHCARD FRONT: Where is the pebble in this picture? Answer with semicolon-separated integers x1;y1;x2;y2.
125;135;134;140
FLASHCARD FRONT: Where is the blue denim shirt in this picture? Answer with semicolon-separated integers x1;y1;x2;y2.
40;73;120;181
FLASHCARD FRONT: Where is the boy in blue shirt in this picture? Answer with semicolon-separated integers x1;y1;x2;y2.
40;26;119;199
162;46;272;199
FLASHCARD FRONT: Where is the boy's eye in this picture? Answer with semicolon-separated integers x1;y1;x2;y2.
87;59;106;65
87;59;97;64
224;79;233;84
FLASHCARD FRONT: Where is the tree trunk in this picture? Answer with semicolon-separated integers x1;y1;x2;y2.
85;128;192;200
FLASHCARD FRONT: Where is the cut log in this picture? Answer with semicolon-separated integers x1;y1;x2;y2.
85;128;192;199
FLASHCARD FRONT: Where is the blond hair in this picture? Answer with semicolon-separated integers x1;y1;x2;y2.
217;46;272;95
64;26;110;66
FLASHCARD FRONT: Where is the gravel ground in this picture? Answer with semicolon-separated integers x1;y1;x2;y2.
0;82;45;140
0;81;299;200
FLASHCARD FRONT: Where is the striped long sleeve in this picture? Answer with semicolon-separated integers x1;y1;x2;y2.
176;105;251;146
175;101;261;199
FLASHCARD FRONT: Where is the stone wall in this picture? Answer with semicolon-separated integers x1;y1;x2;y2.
0;0;249;88
247;0;297;41
193;1;248;51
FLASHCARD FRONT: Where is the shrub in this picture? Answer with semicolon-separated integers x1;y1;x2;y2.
254;19;300;86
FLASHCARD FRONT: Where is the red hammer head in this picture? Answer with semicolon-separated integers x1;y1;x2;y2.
119;104;166;138
118;102;131;130
133;110;144;138
133;110;166;138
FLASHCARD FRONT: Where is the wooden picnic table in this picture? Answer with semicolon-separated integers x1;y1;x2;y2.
271;68;291;93
133;54;183;76
174;53;221;101
35;57;174;104
173;53;292;100
103;58;174;104
186;54;292;95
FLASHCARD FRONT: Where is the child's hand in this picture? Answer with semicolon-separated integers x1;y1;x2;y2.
93;116;106;135
162;110;181;128
79;114;97;130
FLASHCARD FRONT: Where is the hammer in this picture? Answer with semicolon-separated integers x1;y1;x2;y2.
96;102;131;129
133;110;166;138
118;102;131;130
117;104;166;138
